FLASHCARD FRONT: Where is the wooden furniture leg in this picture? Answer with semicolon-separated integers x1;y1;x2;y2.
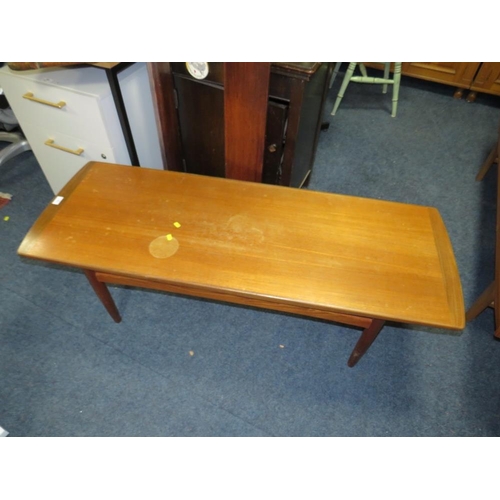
331;62;402;117
495;291;500;339
331;62;357;116
466;91;477;103
495;208;500;338
329;61;342;89
475;142;498;181
391;63;402;118
84;270;122;323
494;326;500;339
347;319;385;367
466;281;495;322
453;88;464;99
468;143;500;335
382;62;390;94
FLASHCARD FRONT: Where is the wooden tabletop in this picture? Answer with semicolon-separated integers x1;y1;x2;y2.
18;162;464;330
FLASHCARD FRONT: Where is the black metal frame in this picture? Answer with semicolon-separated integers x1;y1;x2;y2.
102;63;140;167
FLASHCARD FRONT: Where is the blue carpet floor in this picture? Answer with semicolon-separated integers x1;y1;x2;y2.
1;72;500;436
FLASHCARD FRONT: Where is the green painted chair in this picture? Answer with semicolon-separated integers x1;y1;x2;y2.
331;63;402;117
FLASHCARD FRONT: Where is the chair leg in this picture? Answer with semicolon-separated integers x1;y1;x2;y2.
466;281;495;322
329;62;342;89
331;62;357;116
476;142;498;181
391;63;402;117
383;63;390;94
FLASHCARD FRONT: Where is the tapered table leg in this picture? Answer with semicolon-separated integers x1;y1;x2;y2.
84;270;122;323
347;319;385;367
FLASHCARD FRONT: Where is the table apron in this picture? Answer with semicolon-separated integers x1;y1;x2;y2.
94;271;373;329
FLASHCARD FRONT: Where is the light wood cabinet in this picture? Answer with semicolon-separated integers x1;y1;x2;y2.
401;62;480;89
365;62;500;100
404;62;500;101
468;63;500;101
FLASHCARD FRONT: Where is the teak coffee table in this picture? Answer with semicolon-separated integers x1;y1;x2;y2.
18;162;465;367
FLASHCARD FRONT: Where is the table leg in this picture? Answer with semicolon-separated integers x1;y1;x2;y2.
84;270;122;323
347;319;385;367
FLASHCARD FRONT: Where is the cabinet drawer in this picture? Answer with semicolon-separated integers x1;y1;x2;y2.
21;122;128;194
1;74;121;146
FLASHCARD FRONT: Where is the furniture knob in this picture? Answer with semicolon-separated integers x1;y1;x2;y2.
44;139;84;156
23;92;66;109
268;144;277;153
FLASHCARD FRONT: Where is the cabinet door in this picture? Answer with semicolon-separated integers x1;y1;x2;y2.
262;100;288;185
174;75;288;183
470;63;500;96
174;75;225;177
402;63;480;88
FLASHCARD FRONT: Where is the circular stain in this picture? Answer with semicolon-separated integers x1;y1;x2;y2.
149;235;179;258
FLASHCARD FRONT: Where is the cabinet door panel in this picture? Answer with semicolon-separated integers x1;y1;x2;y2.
470;63;500;95
174;75;288;183
402;62;480;88
174;76;225;178
262;100;288;185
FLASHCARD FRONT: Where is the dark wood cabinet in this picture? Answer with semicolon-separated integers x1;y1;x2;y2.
150;62;333;188
262;100;288;184
174;74;225;177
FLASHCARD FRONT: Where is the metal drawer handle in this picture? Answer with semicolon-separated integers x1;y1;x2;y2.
23;92;66;109
45;139;84;156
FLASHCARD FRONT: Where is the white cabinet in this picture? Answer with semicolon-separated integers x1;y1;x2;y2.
0;63;162;194
118;63;163;172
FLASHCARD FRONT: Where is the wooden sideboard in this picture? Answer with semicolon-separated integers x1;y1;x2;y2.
467;63;500;102
148;62;333;188
365;63;500;101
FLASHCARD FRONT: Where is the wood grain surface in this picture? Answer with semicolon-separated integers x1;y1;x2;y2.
18;162;465;330
224;63;271;181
